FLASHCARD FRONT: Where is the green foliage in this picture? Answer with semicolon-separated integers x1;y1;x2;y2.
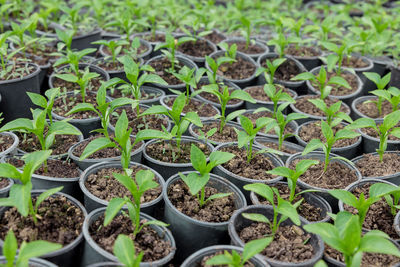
363;72;392;116
307;99;352;127
113;234;143;267
92;39;129;63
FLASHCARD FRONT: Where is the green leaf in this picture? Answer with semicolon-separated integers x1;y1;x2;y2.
359;234;400;257
0;118;34;133
113;173;138;197
230;90;256;103
346;118;377;131
277;199;300;225
18;241;62;262
291;72;315;81
329;190;359;207
104;198;127;226
303;222;343;252
140;105;169;116
206;192;232;203
80;137;115;160
135;170;158;194
21;150;52;184
242;213;270;224
0;163;22;180
239;115;254;134
243;183;274;203
35;186;63;211
10;183;32;217
190;144;207;173
53;73;78;83
142;74;168;86
314;260;328;267
266;167;294;179
113;234;137;267
135;129;172;143
382;110;400;132
208;151;235;170
226;109;247;123
302;139;324;155
242;237;273;262
3;231;17;265
363;72;381;86
179;172;208;196
369;183;400;199
184;112;203;127
295;160;319;176
27;92;47;109
65;103;97;116
205;253;232;266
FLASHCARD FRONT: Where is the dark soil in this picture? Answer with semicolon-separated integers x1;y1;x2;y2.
110;106;169;135
16;131;80;156
293;95;350;117
220;146;277;181
164;96;218;117
0;195;84;245
177;39;215;57
245;84;295;102
72;135;142;159
0;179;9;189
216;56;256;80
146;140;211;164
290;159;358;189
361;123;400;141
355;153;400;177
226;40;265;55
239;223;314;263
356;98;393;118
53;93;99;119
89;214;173;262
326;245;400;267
257;183;324;222
52;70;104;92
298;121;359;148
0;62;36;81
168;180;236;223
284;45;321;57
193;122;238;143
0;135;13;153
204;31;226;44
95;59;124;71
200;251;254;267
341;56;370;69
261;57;302;81
242;111;295;136
141;33;166;43
257;140;298;154
13;53;48;67
196;81;241;105
85;166;161;203
148;57;186;85
344;183;397;239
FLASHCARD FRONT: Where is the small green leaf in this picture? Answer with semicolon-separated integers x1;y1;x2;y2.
242;237;273;263
104;198;127;226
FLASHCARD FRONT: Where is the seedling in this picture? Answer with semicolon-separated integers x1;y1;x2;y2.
230;15;253;50
321;41;347;75
243;183;301;236
205;237;273;267
55;28;75;52
346;110;400;162
266;159;319;203
92;39;129;64
171;65;205;104
1;230;62;267
26;88;61;125
0;150;63;223
0;32;24;80
104;169;167;239
179;144;234;207
302;120;360;172
268;32;301;58
292;67;351;99
202;83;255;133
113;234;143;267
370;87;400;113
308;98;352;127
205;55;236;85
363;72;391;117
256;58;286;85
383;188;400;216
218;42;238;65
304;211;400;267
53;47;97;79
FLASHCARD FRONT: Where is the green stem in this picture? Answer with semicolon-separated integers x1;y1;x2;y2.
29;198;37;224
219;101;227;133
199;186;205;207
247;139;254;163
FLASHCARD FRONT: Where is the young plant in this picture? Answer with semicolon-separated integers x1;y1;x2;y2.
179;144;235;207
256;58;286;85
307;99;353;127
92;39;129;64
53;47;97;78
321;41;347;75
171;65;205;104
205;55;236;85
243;183;301;236
218;42;238;65
104;169;167;239
363;72;391;117
268;32;300;58
302;120;360;172
1;230;62;267
292;67;351;100
370;87;400;113
0;150;63;224
113;234;143;267
0;32;23;79
383;188;400;216
205;237;273;267
202;83;256;133
304;211;400;267
26;87;61;125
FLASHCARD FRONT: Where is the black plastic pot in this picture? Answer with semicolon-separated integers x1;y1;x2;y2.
163;172;247;262
79;161;165;216
295;121;362;159
206;50;258;88
81;207;176;266
221;37;269;61
257;53;308;95
306;66;363;106
98;38;152;61
286;152;362;211
35;22;65;40
0;257;57;267
145;55;198;92
100;30;121;41
351;95;382;120
68;139;145;170
250;181;332;223
228;205;324;267
181;245;269;267
107;86;165;106
0;132;18;158
390;66;400;88
277;45;323;71
0;190;87;267
175;35;217;67
143;136;214;180
351;151;400;185
0;62;40;122
346;55;374;96
212;142;284;200
188;119;242;146
71;29;102;51
254;136;304;164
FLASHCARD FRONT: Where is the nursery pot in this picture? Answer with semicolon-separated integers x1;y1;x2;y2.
188;119;242;146
79;161;165;215
221;37;269;61
286;152;362;211
277;45;323;71
143;136;214;180
99;38;152;61
0;177;13;198
0;190;87;267
163;172;247;262
68;138;145;170
206;50;258;88
351;95;383;120
181;245;269;267
81;207;176;267
212;142;284;200
0;257;57;267
295;121;362;159
254;136;304;164
71;28;102;51
228;205;324;267
175;35;218;67
351;151;400;185
0;132;19;158
0;62;40;122
390;65;400;89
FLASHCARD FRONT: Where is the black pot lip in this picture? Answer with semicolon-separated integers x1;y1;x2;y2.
228;204;325;266
0;62;40;85
254;136;305;156
351;151;400;179
71;28;102;41
82;207;176;265
181;245;268;267
295;120;362;151
0;256;56;267
213;142;285;184
289;95;351;120
131;30;167;45
79;160;165;209
163;171;247;227
0;190;87;258
356;118;400;144
220;37;269;58
286;151;362;192
206;50;259;83
257;53;307;86
91;56;144;74
306;66;363;100
98;37;152;59
243;85;298;105
174;34;218;61
351;95;383;120
340;54;374;72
